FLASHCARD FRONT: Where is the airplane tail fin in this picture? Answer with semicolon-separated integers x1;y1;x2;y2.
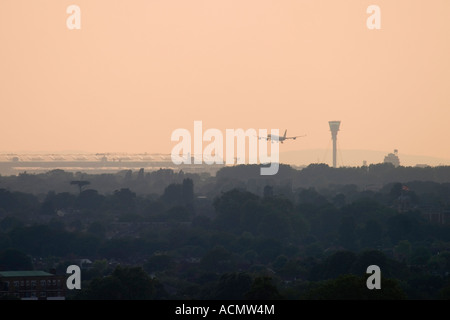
283;130;287;138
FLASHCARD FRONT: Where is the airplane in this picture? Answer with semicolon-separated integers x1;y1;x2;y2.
258;130;306;143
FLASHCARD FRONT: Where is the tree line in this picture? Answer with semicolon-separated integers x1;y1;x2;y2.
1;164;450;299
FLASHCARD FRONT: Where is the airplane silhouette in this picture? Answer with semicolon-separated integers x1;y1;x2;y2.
258;130;306;143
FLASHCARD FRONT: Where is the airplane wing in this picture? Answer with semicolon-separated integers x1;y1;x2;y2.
286;135;307;140
256;134;270;140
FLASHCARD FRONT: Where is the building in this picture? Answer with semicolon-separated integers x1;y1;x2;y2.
420;207;450;225
0;271;66;300
384;149;400;167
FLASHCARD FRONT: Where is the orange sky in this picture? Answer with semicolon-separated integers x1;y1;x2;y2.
1;1;449;163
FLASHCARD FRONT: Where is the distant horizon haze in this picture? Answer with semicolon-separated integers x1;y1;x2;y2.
1;148;449;168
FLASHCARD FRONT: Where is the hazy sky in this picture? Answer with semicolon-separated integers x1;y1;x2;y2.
1;1;449;163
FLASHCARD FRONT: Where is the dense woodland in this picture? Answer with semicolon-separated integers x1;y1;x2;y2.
1;163;450;299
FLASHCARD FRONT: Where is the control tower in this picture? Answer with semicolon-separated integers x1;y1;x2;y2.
328;121;341;168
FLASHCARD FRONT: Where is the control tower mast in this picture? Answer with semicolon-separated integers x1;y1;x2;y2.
328;121;341;168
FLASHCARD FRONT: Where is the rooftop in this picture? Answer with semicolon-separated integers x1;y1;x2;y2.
0;271;53;278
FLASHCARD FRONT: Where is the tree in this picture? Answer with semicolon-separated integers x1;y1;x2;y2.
438;281;450;300
87;221;106;238
406;274;444;299
389;182;403;202
163;206;191;222
39;198;55;215
52;192;77;210
394;240;412;263
201;246;235;273
310;250;357;281
351;250;389;277
302;274;407;300
332;193;346;208
73;265;167;300
272;255;288;272
144;254;174;274
70;180;90;194
98;238;133;260
297;187;328;206
244;276;283;300
410;246;431;266
257;211;292;240
182;178;194;207
252;238;282;263
213;189;259;233
111;188;136;212
0;216;23;232
338;216;357;250
263;185;274;198
212;272;252;300
0;248;33;271
0;189;17;212
0;234;11;251
162;184;181;204
361;220;383;248
82;259;110;281
76;189;104;211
